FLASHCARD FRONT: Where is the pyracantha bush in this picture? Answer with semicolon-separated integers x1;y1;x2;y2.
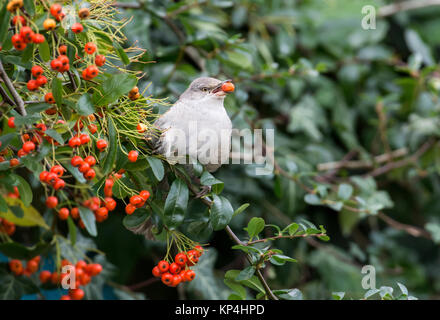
0;0;329;300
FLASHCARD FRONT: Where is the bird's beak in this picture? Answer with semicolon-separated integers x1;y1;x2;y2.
211;80;234;97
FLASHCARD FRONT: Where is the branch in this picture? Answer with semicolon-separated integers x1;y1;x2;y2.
0;58;27;116
377;212;432;239
112;2;141;9
365;139;435;177
183;177;278;300
379;0;440;17
317;148;408;171
0;82;15;106
247;233;327;245
51;32;77;91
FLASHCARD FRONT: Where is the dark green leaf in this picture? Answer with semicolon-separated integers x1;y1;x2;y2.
52;78;63;108
210;195;234;231
235;266;256;281
102;117;117;175
10;174;32;206
246;217;265;239
113;41;130;65
92;73;137;106
0;241;50;260
163;179;189;228
45;129;64;145
147;156;164;181
74;93;95;116
78;206;97;237
123;208;150;228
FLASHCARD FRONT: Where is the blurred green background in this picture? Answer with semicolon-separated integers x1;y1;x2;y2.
76;0;440;299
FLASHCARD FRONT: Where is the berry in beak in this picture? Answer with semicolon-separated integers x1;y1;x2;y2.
212;80;234;96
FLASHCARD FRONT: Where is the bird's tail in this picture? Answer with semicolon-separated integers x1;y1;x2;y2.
126;218;155;240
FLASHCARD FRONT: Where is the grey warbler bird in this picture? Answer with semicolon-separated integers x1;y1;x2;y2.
129;77;235;239
150;77;234;172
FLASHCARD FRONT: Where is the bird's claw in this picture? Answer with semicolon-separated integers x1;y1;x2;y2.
195;185;211;198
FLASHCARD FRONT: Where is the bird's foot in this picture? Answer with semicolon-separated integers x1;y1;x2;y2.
195;185;211;198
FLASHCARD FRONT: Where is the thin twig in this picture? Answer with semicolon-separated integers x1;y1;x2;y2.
379;0;440;17
365;139;435;177
0;59;27;116
317;148;408;171
182;176;278;300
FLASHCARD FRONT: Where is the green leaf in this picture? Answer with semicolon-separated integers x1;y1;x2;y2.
304;194;321;205
0;6;11;44
0;196;7;213
332;292;346;300
78;206;97;237
102;117;117;175
52;77;63;108
113;41;130;65
147;156;164;181
25;103;51;114
38;40;51;62
210;195;234;231
45;129;64;145
125;158;149;171
92;73;137;106
274;289;303;300
12;112;41;127
0;133;17;152
0;198;49;228
286;223;299;236
200;171;224;194
0;241;50;260
245;217;265;240
235;266;256;281
10;174;33;206
74;93;96;116
123;208;150;228
67;216;77;246
224;270;265;294
21;43;34;63
0;269;39;299
23;0;35;16
233;203;249;217
270;254;297;266
163;179;189;228
338;183;353;200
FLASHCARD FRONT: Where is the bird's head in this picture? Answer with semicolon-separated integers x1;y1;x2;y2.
179;77;235;102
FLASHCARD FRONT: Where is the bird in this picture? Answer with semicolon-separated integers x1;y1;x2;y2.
128;77;235;239
150;77;234;172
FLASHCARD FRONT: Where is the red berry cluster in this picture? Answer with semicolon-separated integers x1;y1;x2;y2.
152;246;204;287
82;196;117;223
8;256;41;277
71;154;96;180
125;190;150;215
27;65;48;91
49;3;64;21
39;259;102;300
0;217;16;236
39;164;66;191
11;24;45;51
50;54;70;73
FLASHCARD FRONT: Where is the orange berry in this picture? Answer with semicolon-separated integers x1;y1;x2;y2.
43;18;56;30
58;207;69;220
128;150;138;162
39;270;51;283
71;22;83;33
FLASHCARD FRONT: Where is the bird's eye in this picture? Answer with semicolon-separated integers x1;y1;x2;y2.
201;87;209;92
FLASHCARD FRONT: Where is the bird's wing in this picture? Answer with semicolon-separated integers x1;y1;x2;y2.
146;102;182;154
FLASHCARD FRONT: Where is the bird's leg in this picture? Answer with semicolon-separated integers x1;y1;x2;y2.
195;185;211;198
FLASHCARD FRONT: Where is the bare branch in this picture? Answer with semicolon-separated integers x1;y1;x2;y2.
0;59;27;116
379;0;440;17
